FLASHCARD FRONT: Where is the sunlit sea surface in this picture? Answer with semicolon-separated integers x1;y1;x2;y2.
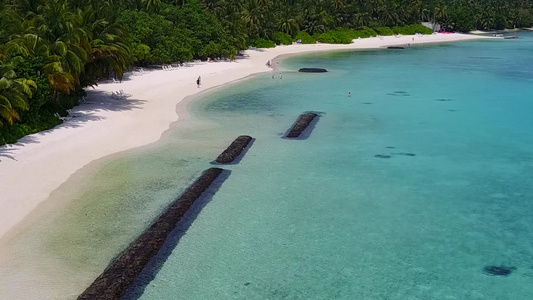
120;33;533;299
16;34;533;300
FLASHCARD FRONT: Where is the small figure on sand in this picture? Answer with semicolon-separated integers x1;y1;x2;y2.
197;76;201;88
266;60;271;67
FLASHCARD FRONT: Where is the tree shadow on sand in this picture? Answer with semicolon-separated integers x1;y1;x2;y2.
58;89;146;129
0;136;41;161
0;90;146;160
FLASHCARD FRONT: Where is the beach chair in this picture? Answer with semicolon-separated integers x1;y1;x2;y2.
111;91;124;100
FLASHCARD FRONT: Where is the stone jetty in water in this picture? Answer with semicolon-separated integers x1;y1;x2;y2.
78;167;226;300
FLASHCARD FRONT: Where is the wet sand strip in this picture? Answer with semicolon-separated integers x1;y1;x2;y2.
215;135;253;164
78;167;225;300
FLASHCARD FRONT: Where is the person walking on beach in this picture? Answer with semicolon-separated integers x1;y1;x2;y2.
197;76;201;88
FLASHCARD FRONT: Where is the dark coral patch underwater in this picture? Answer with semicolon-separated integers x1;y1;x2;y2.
392;152;416;157
483;266;516;276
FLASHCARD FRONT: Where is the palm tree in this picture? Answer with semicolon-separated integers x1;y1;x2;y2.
6;32;80;94
225;0;245;15
328;0;349;27
434;4;448;26
243;0;267;37
381;6;401;26
278;8;299;36
7;0;90;93
12;0;43;19
0;62;36;127
353;12;371;28
420;8;431;22
0;4;22;45
366;0;384;21
5;33;73;89
80;5;131;85
203;0;220;11
302;7;328;34
477;9;495;30
141;0;162;12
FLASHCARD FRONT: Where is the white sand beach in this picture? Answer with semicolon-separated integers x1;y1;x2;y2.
470;27;533;34
0;33;493;299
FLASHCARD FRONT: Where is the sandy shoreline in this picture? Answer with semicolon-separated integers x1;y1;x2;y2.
0;33;493;298
470;27;533;34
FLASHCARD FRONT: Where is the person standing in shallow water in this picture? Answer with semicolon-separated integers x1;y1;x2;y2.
197;76;201;88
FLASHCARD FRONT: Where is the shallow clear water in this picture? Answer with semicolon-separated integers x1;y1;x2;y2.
20;34;533;299
118;35;533;299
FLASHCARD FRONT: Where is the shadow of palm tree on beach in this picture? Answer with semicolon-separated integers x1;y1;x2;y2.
0;136;40;162
0;90;146;161
58;90;146;129
0;150;16;161
81;89;145;112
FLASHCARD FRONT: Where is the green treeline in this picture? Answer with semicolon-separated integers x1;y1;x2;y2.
0;0;129;144
1;0;533;145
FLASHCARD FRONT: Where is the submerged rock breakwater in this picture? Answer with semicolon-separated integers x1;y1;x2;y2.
286;113;319;138
298;68;327;73
215;135;253;164
78;167;225;300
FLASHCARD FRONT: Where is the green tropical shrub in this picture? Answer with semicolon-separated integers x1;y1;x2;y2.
273;32;293;45
316;27;378;44
251;38;276;48
317;28;352;44
294;31;316;44
392;24;433;35
355;27;378;38
375;27;395;36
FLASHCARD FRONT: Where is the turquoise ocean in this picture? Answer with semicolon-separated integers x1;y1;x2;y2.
32;34;533;299
120;34;533;299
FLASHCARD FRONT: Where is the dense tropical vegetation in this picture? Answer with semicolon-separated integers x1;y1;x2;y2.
1;0;532;145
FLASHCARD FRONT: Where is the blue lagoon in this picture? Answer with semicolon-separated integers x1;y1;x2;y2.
119;34;533;299
14;34;533;300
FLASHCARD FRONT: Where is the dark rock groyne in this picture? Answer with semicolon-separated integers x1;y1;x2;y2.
78;167;225;300
215;135;253;164
285;113;318;138
298;68;328;73
387;46;405;49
